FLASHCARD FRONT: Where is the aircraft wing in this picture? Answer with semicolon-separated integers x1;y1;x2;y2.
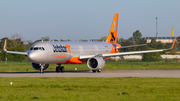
79;37;176;59
4;51;27;55
3;39;27;56
79;49;167;59
101;49;167;58
118;44;146;49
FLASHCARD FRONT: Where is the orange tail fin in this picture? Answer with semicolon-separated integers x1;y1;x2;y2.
106;13;119;43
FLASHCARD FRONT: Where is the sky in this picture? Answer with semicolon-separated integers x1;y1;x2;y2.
0;0;180;41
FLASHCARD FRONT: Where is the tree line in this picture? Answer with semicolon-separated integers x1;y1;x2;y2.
0;31;179;61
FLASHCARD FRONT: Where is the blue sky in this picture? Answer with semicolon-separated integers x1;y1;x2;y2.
0;0;180;41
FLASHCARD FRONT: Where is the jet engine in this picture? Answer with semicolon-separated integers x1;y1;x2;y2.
32;63;49;70
87;56;105;70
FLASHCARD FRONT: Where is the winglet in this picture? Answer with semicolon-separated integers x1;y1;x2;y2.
3;39;7;51
171;37;177;49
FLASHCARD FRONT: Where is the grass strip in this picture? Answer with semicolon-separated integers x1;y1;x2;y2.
1;61;180;72
0;77;179;101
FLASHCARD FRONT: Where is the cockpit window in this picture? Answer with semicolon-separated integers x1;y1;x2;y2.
38;47;42;50
30;47;45;51
34;47;38;50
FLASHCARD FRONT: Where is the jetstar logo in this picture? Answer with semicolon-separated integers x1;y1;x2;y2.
110;32;115;42
65;43;71;53
52;44;71;53
110;21;117;42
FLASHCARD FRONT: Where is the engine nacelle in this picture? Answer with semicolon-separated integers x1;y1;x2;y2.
32;63;49;70
87;56;105;70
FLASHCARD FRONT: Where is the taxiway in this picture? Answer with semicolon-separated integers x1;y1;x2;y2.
0;70;179;78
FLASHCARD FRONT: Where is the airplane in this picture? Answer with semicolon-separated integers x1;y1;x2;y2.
3;13;177;73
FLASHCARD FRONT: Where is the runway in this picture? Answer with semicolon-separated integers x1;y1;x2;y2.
0;70;179;78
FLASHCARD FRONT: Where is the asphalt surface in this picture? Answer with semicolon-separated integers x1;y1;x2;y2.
0;70;179;78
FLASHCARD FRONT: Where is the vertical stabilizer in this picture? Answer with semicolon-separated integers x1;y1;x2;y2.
106;13;119;43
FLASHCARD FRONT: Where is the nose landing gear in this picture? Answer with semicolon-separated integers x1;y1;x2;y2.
39;63;45;74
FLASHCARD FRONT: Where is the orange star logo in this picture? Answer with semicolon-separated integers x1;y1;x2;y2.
65;43;71;53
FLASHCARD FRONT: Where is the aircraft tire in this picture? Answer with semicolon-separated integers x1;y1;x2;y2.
92;70;96;73
97;70;101;73
60;66;65;73
56;66;60;72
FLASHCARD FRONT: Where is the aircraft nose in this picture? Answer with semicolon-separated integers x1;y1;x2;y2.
28;52;36;62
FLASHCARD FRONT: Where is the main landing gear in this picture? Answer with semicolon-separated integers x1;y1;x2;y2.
56;64;65;73
92;70;101;73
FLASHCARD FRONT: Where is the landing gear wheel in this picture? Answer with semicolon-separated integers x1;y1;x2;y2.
56;66;65;73
56;66;60;72
60;66;65;73
92;70;96;73
97;70;101;73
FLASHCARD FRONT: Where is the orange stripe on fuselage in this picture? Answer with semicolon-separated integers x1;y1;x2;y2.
65;57;82;64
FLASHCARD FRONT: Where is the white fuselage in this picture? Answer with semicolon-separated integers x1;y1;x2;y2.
27;41;114;64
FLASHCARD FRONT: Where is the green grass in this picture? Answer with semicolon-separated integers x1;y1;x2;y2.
0;77;180;101
1;59;180;72
0;60;180;101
